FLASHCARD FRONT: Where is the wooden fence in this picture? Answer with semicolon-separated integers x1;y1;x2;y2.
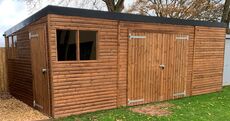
0;48;7;92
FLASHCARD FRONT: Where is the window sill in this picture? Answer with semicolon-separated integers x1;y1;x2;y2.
54;60;99;64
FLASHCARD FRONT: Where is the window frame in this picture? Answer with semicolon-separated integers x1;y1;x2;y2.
55;27;99;63
13;35;17;48
12;35;17;58
7;36;13;59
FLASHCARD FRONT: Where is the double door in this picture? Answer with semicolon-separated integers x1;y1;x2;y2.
128;32;189;105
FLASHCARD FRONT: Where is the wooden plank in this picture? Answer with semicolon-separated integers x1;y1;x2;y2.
48;14;119;117
0;48;7;92
46;14;224;117
128;32;189;105
192;26;225;95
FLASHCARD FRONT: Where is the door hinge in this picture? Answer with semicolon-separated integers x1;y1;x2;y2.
128;99;144;104
33;100;44;109
129;35;146;39
176;35;189;40
42;68;47;73
173;91;186;97
29;32;39;39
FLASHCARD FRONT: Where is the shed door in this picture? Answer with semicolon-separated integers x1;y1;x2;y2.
30;25;50;115
128;32;189;105
223;39;230;85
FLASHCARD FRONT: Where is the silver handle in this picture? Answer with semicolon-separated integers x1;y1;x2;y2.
42;68;47;73
159;64;165;69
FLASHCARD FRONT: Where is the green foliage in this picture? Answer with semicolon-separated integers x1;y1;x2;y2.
57;86;230;121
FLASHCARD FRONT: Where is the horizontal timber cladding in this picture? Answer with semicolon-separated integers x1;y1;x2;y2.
192;27;226;95
7;16;48;107
4;6;226;118
48;14;119;117
8;59;33;105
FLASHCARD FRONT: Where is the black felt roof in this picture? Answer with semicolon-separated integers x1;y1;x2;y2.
4;5;226;36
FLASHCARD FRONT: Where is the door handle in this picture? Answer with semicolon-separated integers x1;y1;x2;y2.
42;68;47;73
159;64;165;69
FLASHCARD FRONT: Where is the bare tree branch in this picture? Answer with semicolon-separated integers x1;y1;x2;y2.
20;0;124;13
127;0;223;22
102;0;125;12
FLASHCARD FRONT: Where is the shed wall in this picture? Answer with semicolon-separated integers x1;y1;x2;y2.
6;16;47;106
48;14;199;117
5;12;226;118
47;14;119;117
192;27;225;95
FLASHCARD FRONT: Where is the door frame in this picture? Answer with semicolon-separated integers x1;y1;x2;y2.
29;23;51;116
127;29;189;105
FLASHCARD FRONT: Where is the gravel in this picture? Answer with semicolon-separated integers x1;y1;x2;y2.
0;93;49;121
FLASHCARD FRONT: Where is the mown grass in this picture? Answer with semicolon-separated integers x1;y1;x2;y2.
57;86;230;121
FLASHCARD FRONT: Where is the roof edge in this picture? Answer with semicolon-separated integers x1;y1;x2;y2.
4;5;227;36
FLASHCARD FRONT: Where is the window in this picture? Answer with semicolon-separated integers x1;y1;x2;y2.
13;36;17;48
79;30;97;60
7;35;17;59
57;30;77;61
9;36;12;48
56;29;97;61
7;36;13;58
13;35;17;58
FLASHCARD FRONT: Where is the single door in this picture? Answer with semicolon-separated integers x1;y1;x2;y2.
223;39;230;86
128;32;162;105
160;34;189;101
128;32;189;105
30;25;50;115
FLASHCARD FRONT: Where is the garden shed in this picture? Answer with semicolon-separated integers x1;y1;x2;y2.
4;5;226;118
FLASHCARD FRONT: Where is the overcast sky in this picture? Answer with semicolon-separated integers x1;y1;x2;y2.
0;0;133;47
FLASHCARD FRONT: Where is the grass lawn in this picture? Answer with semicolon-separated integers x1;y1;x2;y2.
57;86;230;121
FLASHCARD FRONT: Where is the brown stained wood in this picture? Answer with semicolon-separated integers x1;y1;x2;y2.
30;24;51;116
77;30;80;61
128;32;189;105
5;16;48;109
47;15;55;117
48;14;119;117
0;48;7;92
5;13;226;118
117;21;121;106
192;27;225;95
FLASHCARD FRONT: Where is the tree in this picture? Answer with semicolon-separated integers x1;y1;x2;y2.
222;0;230;28
22;0;125;13
103;0;125;12
126;0;223;21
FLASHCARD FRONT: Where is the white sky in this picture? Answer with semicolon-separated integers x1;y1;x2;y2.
0;0;133;47
0;0;28;47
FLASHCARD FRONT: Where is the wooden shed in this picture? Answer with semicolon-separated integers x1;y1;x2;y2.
4;5;226;118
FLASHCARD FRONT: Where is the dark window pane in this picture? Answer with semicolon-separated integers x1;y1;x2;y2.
57;30;77;61
9;36;12;47
79;30;97;60
13;36;17;48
